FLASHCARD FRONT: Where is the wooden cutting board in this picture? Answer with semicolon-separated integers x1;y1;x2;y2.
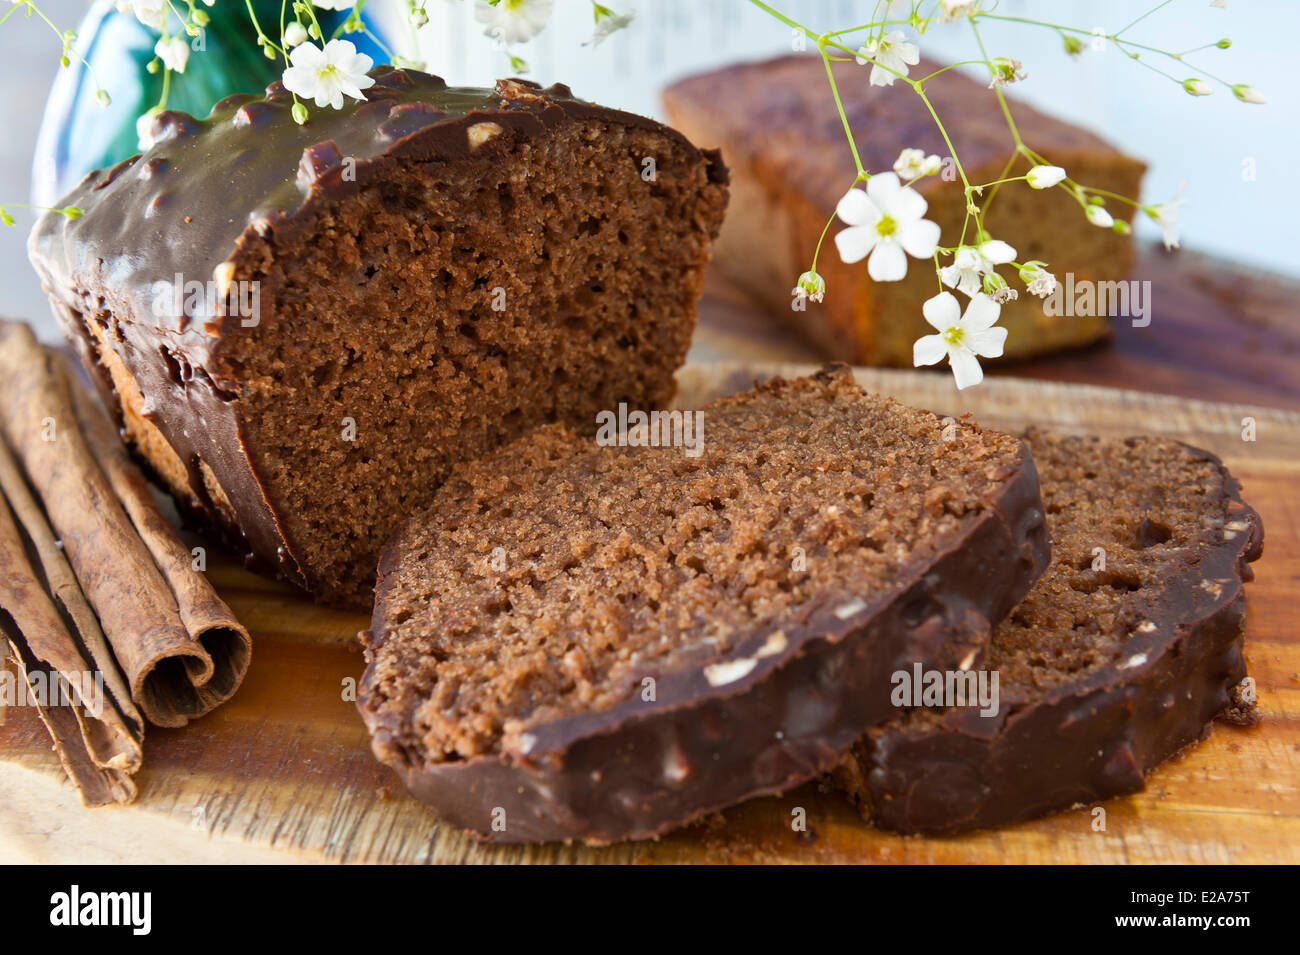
1;362;1297;864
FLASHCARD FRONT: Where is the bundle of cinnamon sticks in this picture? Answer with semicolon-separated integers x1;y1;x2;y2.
0;319;251;806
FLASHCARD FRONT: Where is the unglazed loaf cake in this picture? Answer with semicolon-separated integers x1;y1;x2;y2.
832;429;1263;834
28;68;728;608
358;367;1050;843
663;55;1146;365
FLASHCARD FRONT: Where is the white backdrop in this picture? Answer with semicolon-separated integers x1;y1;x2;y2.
1;0;1294;340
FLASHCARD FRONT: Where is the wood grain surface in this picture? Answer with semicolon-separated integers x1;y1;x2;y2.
2;362;1296;864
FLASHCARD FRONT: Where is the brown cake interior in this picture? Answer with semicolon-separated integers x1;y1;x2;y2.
363;369;1026;765
212;119;726;606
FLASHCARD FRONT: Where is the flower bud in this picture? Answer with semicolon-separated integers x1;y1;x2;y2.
1085;205;1114;229
1232;84;1266;104
1026;165;1066;189
793;270;826;303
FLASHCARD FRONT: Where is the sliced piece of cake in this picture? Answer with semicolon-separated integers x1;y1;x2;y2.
832;429;1263;834
358;367;1050;844
29;69;729;608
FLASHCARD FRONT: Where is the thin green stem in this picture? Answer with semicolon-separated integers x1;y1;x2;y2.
358;24;393;59
970;18;1022;147
245;0;280;55
1072;185;1143;209
971;175;1029;191
824;18;914;38
819;40;864;175
809;208;838;271
1115;0;1172;38
975;10;1236;90
916;60;993;83
0;202;82;214
158;61;171;109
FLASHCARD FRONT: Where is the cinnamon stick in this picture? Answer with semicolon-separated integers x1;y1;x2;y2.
0;321;249;727
66;354;252;707
0;437;142;804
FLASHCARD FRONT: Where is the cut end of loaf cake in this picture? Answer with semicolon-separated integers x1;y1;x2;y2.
30;70;729;608
835;429;1263;834
359;367;1050;843
222;105;726;606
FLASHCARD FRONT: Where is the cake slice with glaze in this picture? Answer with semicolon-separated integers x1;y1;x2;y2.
832;429;1263;834
29;68;728;608
358;367;1050;844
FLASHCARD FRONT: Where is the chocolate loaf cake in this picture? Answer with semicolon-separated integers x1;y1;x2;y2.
832;430;1263;834
358;367;1050;843
663;55;1146;365
29;69;728;608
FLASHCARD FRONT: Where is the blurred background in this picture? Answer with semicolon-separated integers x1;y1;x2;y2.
1;0;1295;341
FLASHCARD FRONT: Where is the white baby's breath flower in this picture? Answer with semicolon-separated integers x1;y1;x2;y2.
989;57;1026;87
1028;272;1057;298
1019;262;1058;298
941;247;984;297
587;6;634;47
834;172;940;282
1085;204;1114;229
130;0;166;30
978;239;1016;267
475;0;554;47
893;148;943;183
941;0;979;18
793;270;826;303
1026;165;1066;189
154;35;190;73
136;109;159;150
1146;181;1186;250
856;30;919;87
284;21;309;47
1182;78;1213;97
940;240;1016;298
914;292;1006;390
1232;83;1266;104
281;39;375;111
